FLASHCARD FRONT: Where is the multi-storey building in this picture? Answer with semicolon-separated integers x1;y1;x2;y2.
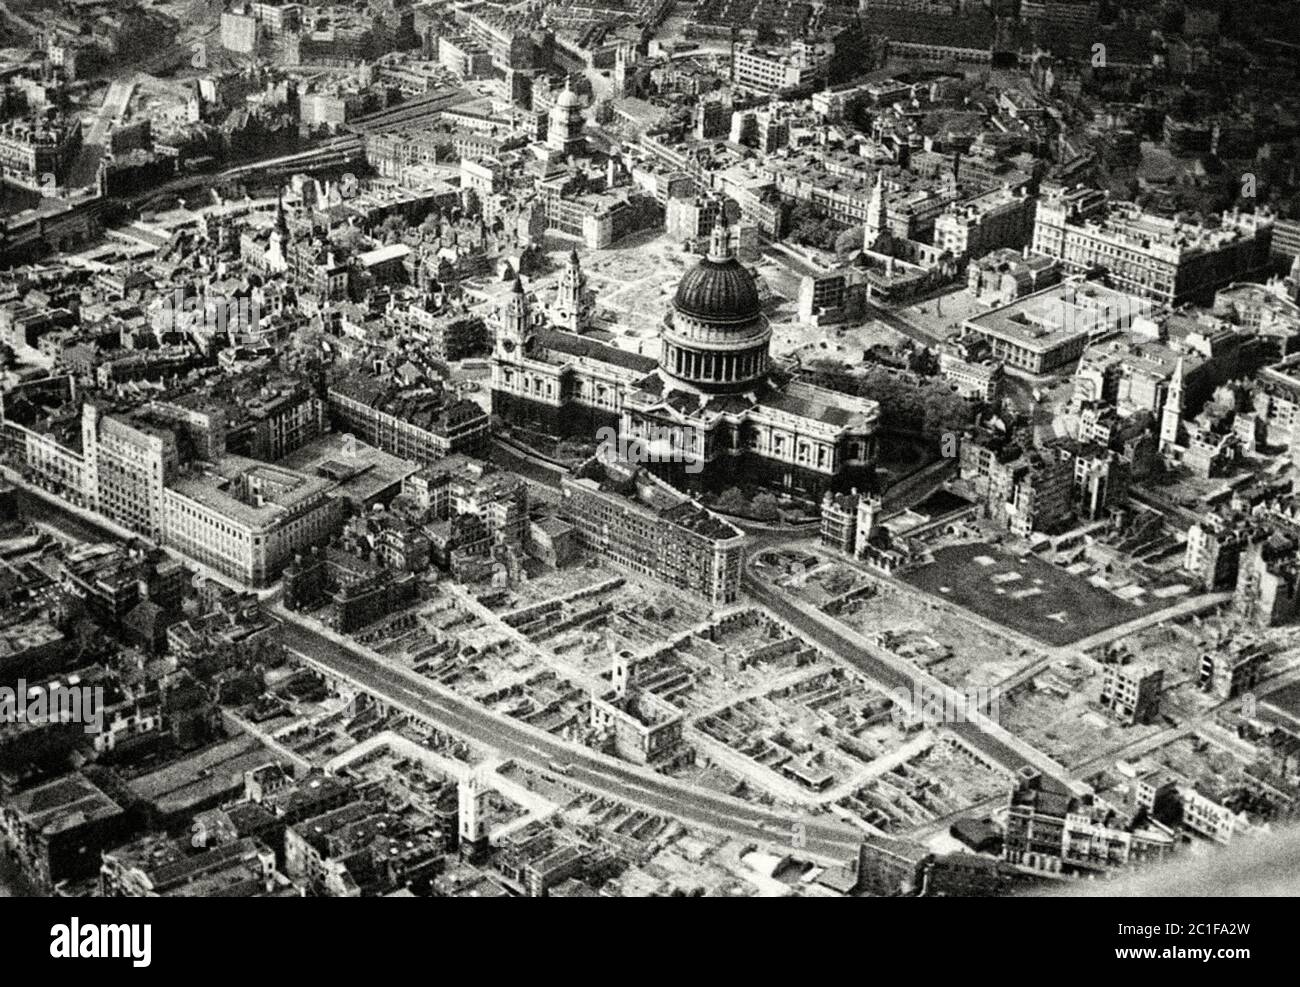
533;177;656;250
437;35;493;79
1183;517;1249;591
1066;443;1128;521
81;403;182;541
1005;770;1173;875
960;431;1074;536
1003;448;1074;536
934;186;1036;261
938;336;1004;401
6;415;87;504
163;459;340;587
1200;639;1271;699
1271;217;1300;262
1031;186;1273;305
665;195;722;244
1255;353;1300;452
1019;0;1098;28
460;8;536;69
227;383;326;463
248;0;301;37
327;373;489;463
448;463;529;548
963;280;1151;374
819;490;860;554
856;834;931;896
0;114;82;190
732;43;831;94
1233;540;1300;627
1099;658;1162;726
560;452;745;606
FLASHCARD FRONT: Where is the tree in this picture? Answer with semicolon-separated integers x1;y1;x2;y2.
377;214;408;242
834;226;864;261
750;493;781;521
715;487;749;514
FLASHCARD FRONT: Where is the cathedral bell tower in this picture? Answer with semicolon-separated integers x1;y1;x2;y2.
496;275;532;357
552;249;589;333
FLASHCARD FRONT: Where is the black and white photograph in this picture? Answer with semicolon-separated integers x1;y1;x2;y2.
0;0;1293;968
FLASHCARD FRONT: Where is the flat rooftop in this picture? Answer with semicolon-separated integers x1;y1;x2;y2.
277;433;419;507
168;455;334;530
10;772;123;834
965;281;1143;352
126;735;269;817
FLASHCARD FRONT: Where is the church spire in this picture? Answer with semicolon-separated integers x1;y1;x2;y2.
1160;356;1185;452
866;171;887;245
275;187;289;243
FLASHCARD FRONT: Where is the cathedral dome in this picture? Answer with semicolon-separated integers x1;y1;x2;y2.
672;254;761;326
660;220;772;393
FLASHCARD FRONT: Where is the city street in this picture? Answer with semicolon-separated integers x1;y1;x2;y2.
272;611;867;863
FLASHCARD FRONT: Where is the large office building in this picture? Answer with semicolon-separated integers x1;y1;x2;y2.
0;114;83;191
437;35;493;80
559;452;745;606
327;373;490;463
163;458;340;588
20;400;342;589
962;279;1153;374
80;402;189;541
732;43;831;95
1031;185;1273;305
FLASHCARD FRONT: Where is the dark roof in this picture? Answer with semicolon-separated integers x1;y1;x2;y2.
761;390;852;426
535;329;657;373
950;817;1000;851
672;255;761;325
703;393;754;415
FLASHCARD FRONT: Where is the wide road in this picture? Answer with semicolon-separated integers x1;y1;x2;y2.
272;613;867;863
15;486;123;544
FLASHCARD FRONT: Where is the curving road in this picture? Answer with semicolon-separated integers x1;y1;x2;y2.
273;612;868;863
13;481;869;861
